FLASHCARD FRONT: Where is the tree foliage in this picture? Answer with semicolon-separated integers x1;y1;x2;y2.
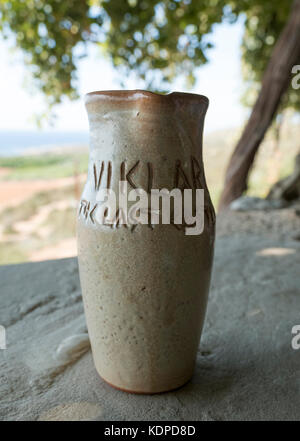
0;0;298;111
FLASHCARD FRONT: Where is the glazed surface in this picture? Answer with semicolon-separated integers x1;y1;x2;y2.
77;90;215;393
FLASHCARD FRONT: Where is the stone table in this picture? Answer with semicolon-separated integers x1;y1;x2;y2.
0;231;299;421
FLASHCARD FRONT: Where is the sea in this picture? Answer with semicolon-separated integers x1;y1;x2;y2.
0;130;89;156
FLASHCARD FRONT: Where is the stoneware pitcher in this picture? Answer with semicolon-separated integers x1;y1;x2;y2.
77;90;215;394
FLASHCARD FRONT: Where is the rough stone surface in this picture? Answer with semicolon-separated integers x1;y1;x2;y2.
0;210;300;421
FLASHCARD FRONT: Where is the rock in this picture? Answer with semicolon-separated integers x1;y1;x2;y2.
230;196;287;211
55;334;90;364
0;216;300;421
292;226;300;240
267;153;300;201
38;402;102;421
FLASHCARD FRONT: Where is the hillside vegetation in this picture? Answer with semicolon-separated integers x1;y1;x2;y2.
0;119;299;264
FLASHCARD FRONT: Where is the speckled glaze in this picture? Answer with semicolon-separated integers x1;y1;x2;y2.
77;90;215;394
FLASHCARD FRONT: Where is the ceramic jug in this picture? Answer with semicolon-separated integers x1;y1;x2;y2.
77;90;215;393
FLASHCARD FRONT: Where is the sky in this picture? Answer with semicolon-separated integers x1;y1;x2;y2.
0;17;247;134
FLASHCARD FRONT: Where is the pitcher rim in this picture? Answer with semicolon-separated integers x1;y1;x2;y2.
85;89;209;106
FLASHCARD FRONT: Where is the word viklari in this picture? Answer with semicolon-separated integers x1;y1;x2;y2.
78;157;214;236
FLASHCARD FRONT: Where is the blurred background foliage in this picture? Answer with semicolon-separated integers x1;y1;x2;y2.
0;0;298;114
0;0;299;264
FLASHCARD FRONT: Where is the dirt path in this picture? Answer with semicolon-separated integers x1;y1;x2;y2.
13;200;74;238
0;175;85;209
30;237;77;261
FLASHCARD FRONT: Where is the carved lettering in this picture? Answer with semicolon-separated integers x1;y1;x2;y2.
107;161;112;189
79;199;88;216
174;159;192;191
93;161;105;190
126;160;140;189
89;203;98;224
79;199;98;223
120;161;126;182
191;156;205;189
191;155;216;225
147;162;153;194
81;156;215;230
112;208;128;229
